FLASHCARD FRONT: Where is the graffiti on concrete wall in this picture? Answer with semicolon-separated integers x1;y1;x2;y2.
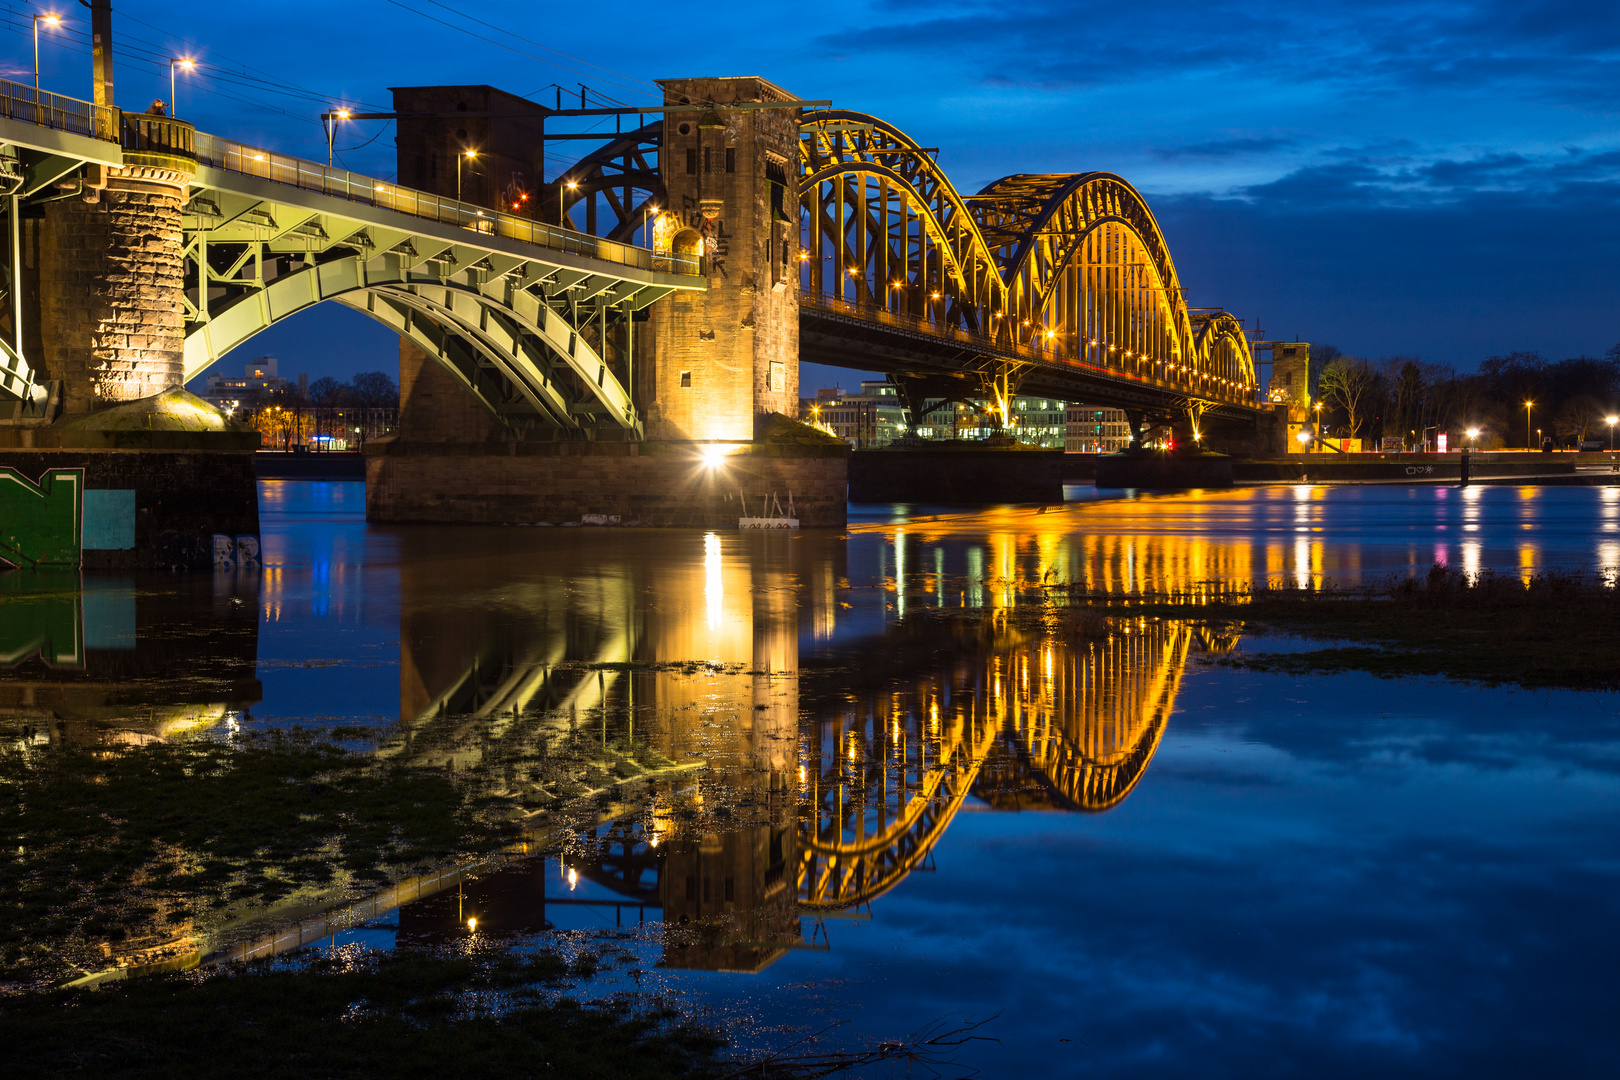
0;468;136;569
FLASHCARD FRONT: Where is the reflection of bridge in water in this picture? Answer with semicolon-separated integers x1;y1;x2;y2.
797;619;1236;912
377;527;1240;972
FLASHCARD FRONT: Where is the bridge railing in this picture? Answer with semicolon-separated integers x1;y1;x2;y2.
801;290;1258;405
192;132;701;279
0;77;118;141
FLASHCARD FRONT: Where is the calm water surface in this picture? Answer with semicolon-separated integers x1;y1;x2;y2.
9;481;1620;1076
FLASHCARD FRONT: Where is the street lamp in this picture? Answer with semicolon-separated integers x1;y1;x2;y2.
1524;401;1534;450
457;149;477;202
1467;426;1480;449
559;179;577;227
1314;400;1324;449
170;57;195;118
1608;415;1618;471
33;13;60;92
642;203;658;246
324;108;350;168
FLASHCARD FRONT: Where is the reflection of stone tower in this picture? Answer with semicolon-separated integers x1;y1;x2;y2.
648;77;801;441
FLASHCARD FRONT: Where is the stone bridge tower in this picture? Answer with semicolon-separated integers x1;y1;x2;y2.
647;77;800;442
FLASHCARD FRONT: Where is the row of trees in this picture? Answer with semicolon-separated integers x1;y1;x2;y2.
304;371;399;409
1312;346;1620;450
245;372;399;451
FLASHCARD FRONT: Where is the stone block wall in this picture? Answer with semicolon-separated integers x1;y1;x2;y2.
38;182;188;414
648;77;801;441
396;339;505;443
366;441;847;527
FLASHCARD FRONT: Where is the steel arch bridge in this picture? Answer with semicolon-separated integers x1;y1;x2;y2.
178;133;703;439
550;107;1261;423
798;111;1258;419
0;84;704;436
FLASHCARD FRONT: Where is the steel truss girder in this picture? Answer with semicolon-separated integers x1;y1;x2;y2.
181;245;656;435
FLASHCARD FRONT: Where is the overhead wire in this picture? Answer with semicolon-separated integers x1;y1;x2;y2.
379;0;651;97
403;0;653;90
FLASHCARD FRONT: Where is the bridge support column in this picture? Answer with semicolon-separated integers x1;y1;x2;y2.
1;120;260;569
647;77;802;441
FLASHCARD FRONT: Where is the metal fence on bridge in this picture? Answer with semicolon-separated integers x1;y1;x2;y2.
0;77;117;139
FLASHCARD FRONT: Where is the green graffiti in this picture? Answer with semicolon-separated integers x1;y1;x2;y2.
0;467;83;568
0;569;82;667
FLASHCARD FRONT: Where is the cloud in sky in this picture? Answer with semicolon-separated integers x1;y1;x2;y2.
23;0;1616;374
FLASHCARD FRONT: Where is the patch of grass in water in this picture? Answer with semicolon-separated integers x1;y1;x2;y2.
0;729;514;989
1100;565;1620;691
0;949;725;1079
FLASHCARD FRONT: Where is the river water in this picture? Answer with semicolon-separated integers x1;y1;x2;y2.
7;482;1620;1076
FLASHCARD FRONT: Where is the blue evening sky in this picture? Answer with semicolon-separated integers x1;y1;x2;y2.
7;0;1618;382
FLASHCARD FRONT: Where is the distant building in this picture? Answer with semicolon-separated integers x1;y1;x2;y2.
801;381;1112;450
203;357;291;411
1065;405;1133;452
799;383;906;446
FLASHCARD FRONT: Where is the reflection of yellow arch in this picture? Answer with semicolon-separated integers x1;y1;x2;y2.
799;111;1257;399
1016;624;1188;811
797;717;997;911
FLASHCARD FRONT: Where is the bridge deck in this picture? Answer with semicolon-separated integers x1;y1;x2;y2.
799;291;1263;417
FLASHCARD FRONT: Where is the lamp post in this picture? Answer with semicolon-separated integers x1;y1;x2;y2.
1524;401;1534;450
457;149;476;202
1467;426;1480;449
324;108;350;168
1608;415;1618;472
559;179;577;228
1314;400;1324;451
642;202;658;246
33;13;60;92
169;57;194;118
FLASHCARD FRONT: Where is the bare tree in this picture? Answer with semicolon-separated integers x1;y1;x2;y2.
1317;357;1376;441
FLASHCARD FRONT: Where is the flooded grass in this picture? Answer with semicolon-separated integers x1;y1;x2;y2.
1091;566;1620;690
0;949;726;1079
0;729;516;989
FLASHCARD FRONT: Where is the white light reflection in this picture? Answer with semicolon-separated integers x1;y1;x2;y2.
1294;537;1311;589
704;532;722;629
1462;540;1481;581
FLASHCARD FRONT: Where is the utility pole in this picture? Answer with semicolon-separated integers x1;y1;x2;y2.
84;0;113;111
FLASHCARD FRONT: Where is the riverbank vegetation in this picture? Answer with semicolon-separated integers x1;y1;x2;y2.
1070;566;1620;690
0;950;725;1079
0;729;514;990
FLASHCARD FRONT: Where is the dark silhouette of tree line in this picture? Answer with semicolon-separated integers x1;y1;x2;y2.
1310;345;1620;450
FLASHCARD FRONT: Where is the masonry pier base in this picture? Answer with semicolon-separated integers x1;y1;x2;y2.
848;446;1064;504
364;440;849;528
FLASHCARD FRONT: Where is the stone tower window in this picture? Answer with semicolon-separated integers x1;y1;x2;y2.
680;371;692;388
725;147;735;173
686;148;697;175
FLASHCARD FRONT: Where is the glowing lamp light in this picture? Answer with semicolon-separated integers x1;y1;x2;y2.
699;444;733;469
1296;431;1312;445
567;868;578;891
1467;427;1480;439
467;917;478;931
1608;416;1619;426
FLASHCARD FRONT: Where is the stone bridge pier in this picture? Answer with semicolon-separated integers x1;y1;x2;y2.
1;115;258;571
365;78;847;528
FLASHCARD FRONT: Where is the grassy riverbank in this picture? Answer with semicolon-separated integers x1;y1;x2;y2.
0;950;725;1079
1072;566;1620;690
0;729;515;990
